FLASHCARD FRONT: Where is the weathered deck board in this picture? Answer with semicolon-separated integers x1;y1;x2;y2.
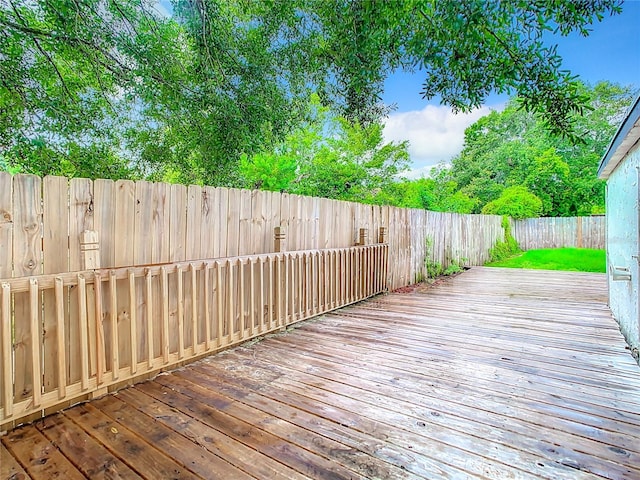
1;442;31;480
36;413;141;480
2;267;639;479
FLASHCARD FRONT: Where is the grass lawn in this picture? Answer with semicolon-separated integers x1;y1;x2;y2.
485;248;606;273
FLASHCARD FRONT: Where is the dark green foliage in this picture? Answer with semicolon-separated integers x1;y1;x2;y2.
482;186;543;219
489;217;521;263
239;97;409;202
314;0;624;139
443;263;464;276
442;82;637;217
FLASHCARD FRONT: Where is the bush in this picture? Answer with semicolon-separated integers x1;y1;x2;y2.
424;236;443;278
482;186;542;219
443;263;463;275
489;216;521;262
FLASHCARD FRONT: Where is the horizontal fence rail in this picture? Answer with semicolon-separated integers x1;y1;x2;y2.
0;244;388;427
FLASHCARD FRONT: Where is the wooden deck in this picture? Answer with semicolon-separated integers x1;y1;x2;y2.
2;267;639;480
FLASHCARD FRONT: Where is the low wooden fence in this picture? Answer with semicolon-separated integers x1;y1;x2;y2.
0;244;388;428
512;216;605;250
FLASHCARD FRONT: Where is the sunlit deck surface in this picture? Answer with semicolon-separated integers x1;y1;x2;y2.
2;267;640;479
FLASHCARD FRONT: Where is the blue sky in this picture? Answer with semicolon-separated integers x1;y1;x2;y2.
383;1;640;175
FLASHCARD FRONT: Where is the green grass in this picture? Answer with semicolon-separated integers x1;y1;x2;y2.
485;248;606;273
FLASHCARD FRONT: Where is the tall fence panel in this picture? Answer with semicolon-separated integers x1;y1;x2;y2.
0;174;512;292
415;211;504;283
512;216;605;250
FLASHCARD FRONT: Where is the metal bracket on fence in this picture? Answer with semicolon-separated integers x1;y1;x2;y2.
611;265;632;282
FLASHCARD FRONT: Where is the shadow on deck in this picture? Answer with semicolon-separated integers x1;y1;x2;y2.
2;267;639;479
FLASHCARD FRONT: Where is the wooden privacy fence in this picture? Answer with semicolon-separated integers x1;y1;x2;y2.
0;173;505;292
410;210;504;276
511;216;605;250
0;244;388;427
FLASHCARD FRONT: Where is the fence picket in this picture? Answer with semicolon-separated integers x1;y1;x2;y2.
0;173;12;280
43;176;68;394
54;277;66;400
200;186;216;260
115;181;135;370
2;283;12;417
13;175;42;403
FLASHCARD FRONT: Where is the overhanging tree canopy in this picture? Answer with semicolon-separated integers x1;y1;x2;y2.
0;0;626;183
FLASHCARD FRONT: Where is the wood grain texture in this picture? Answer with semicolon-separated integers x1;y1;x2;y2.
42;177;68;394
114;181;136;371
114;180;136;268
200;186;217;259
2;424;84;479
1;284;12;417
1;441;31;480
0;172;12;280
168;183;187;263
36;413;141;479
3;268;638;479
12;175;42;403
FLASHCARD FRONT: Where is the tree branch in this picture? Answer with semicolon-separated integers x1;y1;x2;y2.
9;1;73;100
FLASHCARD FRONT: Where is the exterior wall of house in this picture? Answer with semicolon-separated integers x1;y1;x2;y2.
606;141;640;357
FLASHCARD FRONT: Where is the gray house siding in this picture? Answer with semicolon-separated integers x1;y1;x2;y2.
598;94;640;360
605;142;640;354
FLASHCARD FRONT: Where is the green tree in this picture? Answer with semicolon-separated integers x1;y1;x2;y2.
311;0;624;139
240;97;409;202
446;81;636;216
0;0;312;183
524;148;570;216
239;152;297;192
134;0;317;185
482;186;543;219
368;169;478;213
0;0;185;178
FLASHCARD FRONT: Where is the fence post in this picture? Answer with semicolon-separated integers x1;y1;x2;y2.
274;227;287;334
80;230;100;269
378;227;387;244
356;228;368;246
79;230;107;398
274;226;287;252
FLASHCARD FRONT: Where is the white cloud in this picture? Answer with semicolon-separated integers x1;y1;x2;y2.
383;104;503;177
